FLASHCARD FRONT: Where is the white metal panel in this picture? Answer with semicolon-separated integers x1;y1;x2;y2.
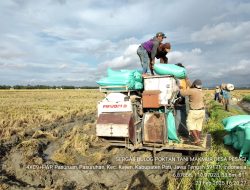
144;77;178;105
97;103;102;116
98;100;132;116
159;92;169;105
144;77;177;91
105;93;127;102
96;124;129;137
158;78;174;91
144;78;159;90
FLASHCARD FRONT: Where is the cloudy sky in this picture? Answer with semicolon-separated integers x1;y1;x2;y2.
1;0;250;87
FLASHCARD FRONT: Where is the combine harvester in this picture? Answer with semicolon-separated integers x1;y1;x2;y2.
96;73;211;155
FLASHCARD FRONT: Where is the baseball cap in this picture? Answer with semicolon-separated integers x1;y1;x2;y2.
192;79;202;88
156;32;166;38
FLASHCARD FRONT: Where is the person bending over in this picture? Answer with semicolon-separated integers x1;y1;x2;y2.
137;32;166;76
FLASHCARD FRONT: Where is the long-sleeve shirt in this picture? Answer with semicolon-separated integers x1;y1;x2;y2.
180;88;204;110
142;37;160;60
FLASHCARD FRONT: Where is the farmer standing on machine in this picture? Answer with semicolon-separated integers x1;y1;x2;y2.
180;79;205;145
137;32;166;76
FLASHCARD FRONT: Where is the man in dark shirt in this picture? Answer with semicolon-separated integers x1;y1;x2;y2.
137;32;166;76
156;43;171;63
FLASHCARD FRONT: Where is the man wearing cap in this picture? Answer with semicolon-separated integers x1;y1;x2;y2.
214;86;221;102
137;32;166;76
180;79;205;145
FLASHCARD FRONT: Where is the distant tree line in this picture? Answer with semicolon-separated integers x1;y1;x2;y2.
0;85;249;90
0;85;12;89
0;85;98;89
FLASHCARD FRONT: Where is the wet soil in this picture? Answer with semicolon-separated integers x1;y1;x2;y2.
0;113;198;190
238;101;250;114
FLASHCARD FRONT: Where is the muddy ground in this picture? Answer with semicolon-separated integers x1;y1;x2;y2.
0;112;195;190
238;101;250;114
1;99;249;189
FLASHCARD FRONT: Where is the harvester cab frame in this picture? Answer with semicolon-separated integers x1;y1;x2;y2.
96;75;211;155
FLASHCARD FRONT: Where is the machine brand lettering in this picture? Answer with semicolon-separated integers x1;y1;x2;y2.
103;104;124;108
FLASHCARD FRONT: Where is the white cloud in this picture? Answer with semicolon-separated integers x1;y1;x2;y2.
0;0;250;86
0;42;26;60
168;48;203;68
99;44;140;70
191;48;202;54
191;21;250;44
213;2;250;22
226;59;250;75
167;51;185;64
59;64;68;69
0;62;27;69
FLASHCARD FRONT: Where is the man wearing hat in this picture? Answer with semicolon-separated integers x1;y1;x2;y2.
214;86;221;102
180;79;205;145
137;32;166;76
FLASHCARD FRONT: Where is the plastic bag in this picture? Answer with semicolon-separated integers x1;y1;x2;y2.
223;134;233;145
107;68;142;82
240;127;250;157
134;81;143;90
96;77;135;88
222;115;250;131
166;111;179;142
97;68;143;90
236;129;245;149
154;64;187;79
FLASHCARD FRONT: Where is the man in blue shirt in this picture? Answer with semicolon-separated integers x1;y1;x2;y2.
222;88;230;111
